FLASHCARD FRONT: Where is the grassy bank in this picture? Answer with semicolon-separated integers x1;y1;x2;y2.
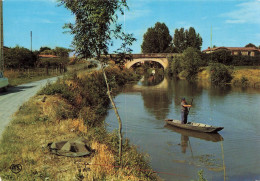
0;66;159;180
197;66;260;88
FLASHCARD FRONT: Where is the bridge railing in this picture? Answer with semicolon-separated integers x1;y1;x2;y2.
101;53;181;59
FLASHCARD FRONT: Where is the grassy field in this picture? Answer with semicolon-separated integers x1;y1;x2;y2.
4;68;59;86
197;66;260;88
3;61;95;87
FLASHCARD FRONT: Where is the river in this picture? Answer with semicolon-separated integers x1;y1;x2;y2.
105;76;260;181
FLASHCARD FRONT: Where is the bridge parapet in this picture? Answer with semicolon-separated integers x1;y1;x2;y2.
102;53;180;59
131;53;180;58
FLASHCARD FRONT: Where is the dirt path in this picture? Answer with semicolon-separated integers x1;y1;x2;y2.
0;77;58;138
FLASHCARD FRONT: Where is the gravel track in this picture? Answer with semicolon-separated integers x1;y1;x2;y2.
0;77;58;138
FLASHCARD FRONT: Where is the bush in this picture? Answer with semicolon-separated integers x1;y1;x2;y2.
180;47;203;80
38;79;75;102
209;63;232;85
167;55;182;76
4;46;38;69
232;76;249;87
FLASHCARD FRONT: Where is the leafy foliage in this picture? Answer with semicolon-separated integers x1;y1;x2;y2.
208;49;233;65
4;46;38;68
209;63;233;85
168;48;203;79
141;22;172;53
59;0;134;60
245;43;257;48
167;55;182;76
173;27;202;53
181;47;203;79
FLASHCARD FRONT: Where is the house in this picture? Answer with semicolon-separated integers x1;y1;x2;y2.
202;47;260;57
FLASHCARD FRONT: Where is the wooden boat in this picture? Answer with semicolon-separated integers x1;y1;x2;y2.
165;119;224;133
164;124;223;142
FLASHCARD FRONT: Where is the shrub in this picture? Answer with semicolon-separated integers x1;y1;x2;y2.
209;63;232;85
38;79;75;102
232;76;249;87
181;47;203;80
167;55;182;76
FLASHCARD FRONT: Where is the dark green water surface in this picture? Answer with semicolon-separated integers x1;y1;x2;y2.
105;77;260;181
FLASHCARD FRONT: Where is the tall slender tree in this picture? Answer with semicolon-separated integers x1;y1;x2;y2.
141;22;172;53
173;27;202;53
59;0;135;165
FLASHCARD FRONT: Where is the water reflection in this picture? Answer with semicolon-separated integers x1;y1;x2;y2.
127;75;172;120
165;125;224;143
140;74;164;86
181;135;189;154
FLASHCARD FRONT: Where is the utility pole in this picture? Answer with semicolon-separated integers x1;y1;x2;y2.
30;31;32;52
0;0;4;72
0;0;8;90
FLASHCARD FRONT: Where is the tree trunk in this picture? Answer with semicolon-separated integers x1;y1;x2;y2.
45;64;49;75
101;63;123;166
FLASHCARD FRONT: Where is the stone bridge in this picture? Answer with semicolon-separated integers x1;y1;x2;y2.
125;53;179;70
107;53;180;70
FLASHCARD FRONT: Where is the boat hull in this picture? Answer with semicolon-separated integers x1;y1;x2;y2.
165;119;224;133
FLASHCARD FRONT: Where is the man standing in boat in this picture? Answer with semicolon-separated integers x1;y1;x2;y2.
181;98;192;124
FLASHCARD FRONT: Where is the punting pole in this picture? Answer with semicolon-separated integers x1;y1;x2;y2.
220;141;226;181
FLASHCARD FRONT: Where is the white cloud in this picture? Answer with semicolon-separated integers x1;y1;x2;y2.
221;0;260;24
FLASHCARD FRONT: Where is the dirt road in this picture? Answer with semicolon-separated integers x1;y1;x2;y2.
0;77;58;138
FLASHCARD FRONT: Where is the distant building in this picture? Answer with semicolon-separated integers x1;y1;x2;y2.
202;47;260;57
39;54;59;58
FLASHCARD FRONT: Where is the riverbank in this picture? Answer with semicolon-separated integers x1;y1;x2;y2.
0;66;159;180
197;66;260;88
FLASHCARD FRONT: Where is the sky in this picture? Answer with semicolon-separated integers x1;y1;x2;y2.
3;0;260;53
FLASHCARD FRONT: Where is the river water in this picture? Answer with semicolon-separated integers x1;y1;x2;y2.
105;76;260;181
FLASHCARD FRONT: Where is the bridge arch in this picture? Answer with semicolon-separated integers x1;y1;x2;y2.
125;58;168;70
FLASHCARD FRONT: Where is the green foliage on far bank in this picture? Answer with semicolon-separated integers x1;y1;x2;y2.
201;49;260;66
209;63;233;85
167;47;204;80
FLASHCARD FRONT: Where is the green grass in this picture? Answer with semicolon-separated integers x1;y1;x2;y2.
233;66;260;70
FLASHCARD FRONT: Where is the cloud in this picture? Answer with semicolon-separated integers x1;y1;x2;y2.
118;7;151;22
221;0;260;24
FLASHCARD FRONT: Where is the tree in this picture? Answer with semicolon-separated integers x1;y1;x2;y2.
4;46;37;68
245;43;257;48
210;63;232;85
141;22;172;53
39;46;51;53
41;49;54;55
53;47;71;57
59;0;135;165
173;27;202;53
180;47;202;79
173;28;186;53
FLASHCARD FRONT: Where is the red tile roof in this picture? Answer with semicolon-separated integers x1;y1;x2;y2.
202;46;259;52
39;54;59;58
